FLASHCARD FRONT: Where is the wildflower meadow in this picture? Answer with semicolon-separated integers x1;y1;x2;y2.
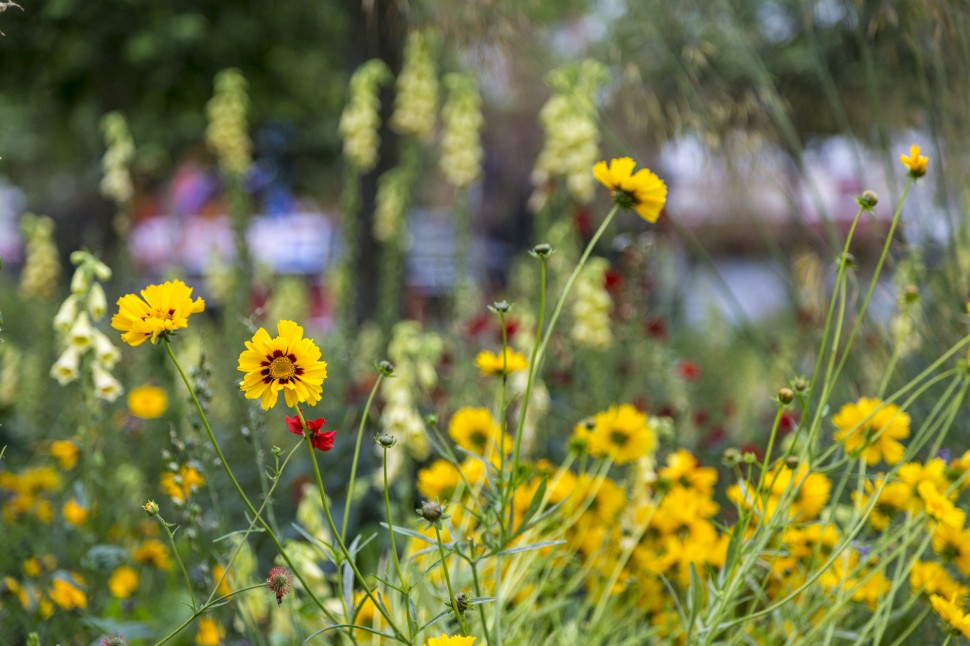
5;2;970;645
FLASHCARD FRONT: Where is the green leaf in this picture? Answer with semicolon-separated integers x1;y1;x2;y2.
487;539;565;558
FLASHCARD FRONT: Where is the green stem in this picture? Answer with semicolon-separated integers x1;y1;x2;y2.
434;523;468;637
157;512;196;610
152;583;268;646
343;372;385;541
383;446;414;639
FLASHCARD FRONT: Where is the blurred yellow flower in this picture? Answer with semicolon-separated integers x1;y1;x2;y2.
593;157;667;223
212;563;233;596
111;280;205;346
448;407;507;456
161;464;206;504
417;459;461;501
108;565;139;599
918;481;966;528
127;385;168;419
474;348;528;376
930;594;970;639
237;320;328;410
62;499;88;526
195;616;225;646
424;635;480;646
49;576;87;610
133;538;173;570
833;397;910;465
899;144;928;178
49;440;79;470
587;404;655;464
911;561;969;605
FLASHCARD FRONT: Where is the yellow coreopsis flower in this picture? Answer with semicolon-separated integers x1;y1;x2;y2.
195;616;226;646
237;320;328;410
108;565;139;599
133;539;173;570
930;594;970;640
474;348;528;376
833;397;910;465
63;499;88;526
49;576;87;610
161;464;206;504
448;407;508;455
423;635;481;646
417;459;461;501
127;385;168;419
49;440;79;470
111;280;205;346
899;144;928;179
587;403;656;464
918;481;966;528
593;157;667;223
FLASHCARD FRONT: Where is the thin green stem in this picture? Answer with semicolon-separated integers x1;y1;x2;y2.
434;523;468;637
157;513;196;610
383;446;414;639
342;373;385;541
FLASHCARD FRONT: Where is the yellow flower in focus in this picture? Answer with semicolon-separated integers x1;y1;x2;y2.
127;385;168;419
587;404;655;464
833;398;910;465
237;320;328;410
593;157;667;222
161;464;206;504
474;348;528;377
195;616;225;646
63;499;88;526
133;538;173;570
930;594;970;639
448;407;507;456
423;635;481;646
111;280;205;347
49;440;79;470
49;576;87;610
108;565;139;599
899;144;928;179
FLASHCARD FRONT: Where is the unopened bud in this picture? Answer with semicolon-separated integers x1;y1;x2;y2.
857;190;878;210
143;500;159;517
419;500;442;523
722;448;741;467
489;300;511;314
376;433;397;448
792;376;808;392
777;388;794;405
785;456;799;469
377;360;395;376
453;591;468;615
530;243;553;258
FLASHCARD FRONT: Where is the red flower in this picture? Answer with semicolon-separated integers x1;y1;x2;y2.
604;268;622;293
677;360;702;382
285;411;335;452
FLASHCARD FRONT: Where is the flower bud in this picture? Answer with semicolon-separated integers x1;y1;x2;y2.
70;267;90;297
777;387;794;404
376;433;397;448
143;500;159;516
490;300;511;314
722;448;741;467
419;500;442;523
530;243;553;258
785;456;800;469
856;190;878;210
88;282;108;320
453;591;468;615
377;360;395;377
53;295;79;333
792;376;808;392
271;445;283;457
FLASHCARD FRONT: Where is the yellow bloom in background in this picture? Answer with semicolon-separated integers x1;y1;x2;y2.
930;594;970;640
127;385;168;419
49;576;87;610
475;348;528;376
133;538;173;570
918;481;966;528
237;320;328;410
49;440;79;470
911;561;969;605
833;397;910;465
211;563;233;597
108;565;139;599
417;459;461;500
932;524;970;575
111;280;205;347
195;616;226;646
161;464;206;505
587;404;655;464
593;157;668;222
899;144;928;178
658;449;718;495
448;407;507;455
62;499;88;526
423;635;481;646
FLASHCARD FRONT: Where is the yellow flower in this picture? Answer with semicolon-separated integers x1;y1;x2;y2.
133;538;173;570
49;575;87;610
49;440;79;470
933;524;970;575
593;157;667;222
587;404;655;464
237;320;328;410
22;558;42;577
423;635;481;646
111;280;205;346
658;449;718;495
62;499;88;526
930;594;970;639
448;407;507;455
127;385;169;419
474;348;528;376
195;616;225;646
570;474;625;525
161;464;206;504
833;398;910;465
108;565;139;599
911;561;969;605
417;459;461;501
918;481;966;528
211;563;233;597
899;144;928;178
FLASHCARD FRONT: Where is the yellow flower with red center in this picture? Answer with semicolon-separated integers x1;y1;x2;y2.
899;144;928;178
448;407;507;455
111;280;205;346
593;157;667;222
237;320;328;410
474;348;528;376
127;385;168;419
108;565;139;599
833;397;910;465
587;404;655;464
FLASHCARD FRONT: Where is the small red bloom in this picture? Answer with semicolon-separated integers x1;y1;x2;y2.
604;268;622;293
677;360;702;382
285;410;335;452
266;566;293;606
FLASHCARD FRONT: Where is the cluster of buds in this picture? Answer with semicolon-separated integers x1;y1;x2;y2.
99;112;135;207
19;214;61;299
530;60;608;211
339;59;392;172
571;257;614;349
439;73;484;188
390;31;439;140
50;251;122;402
206;68;252;178
373;165;411;242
